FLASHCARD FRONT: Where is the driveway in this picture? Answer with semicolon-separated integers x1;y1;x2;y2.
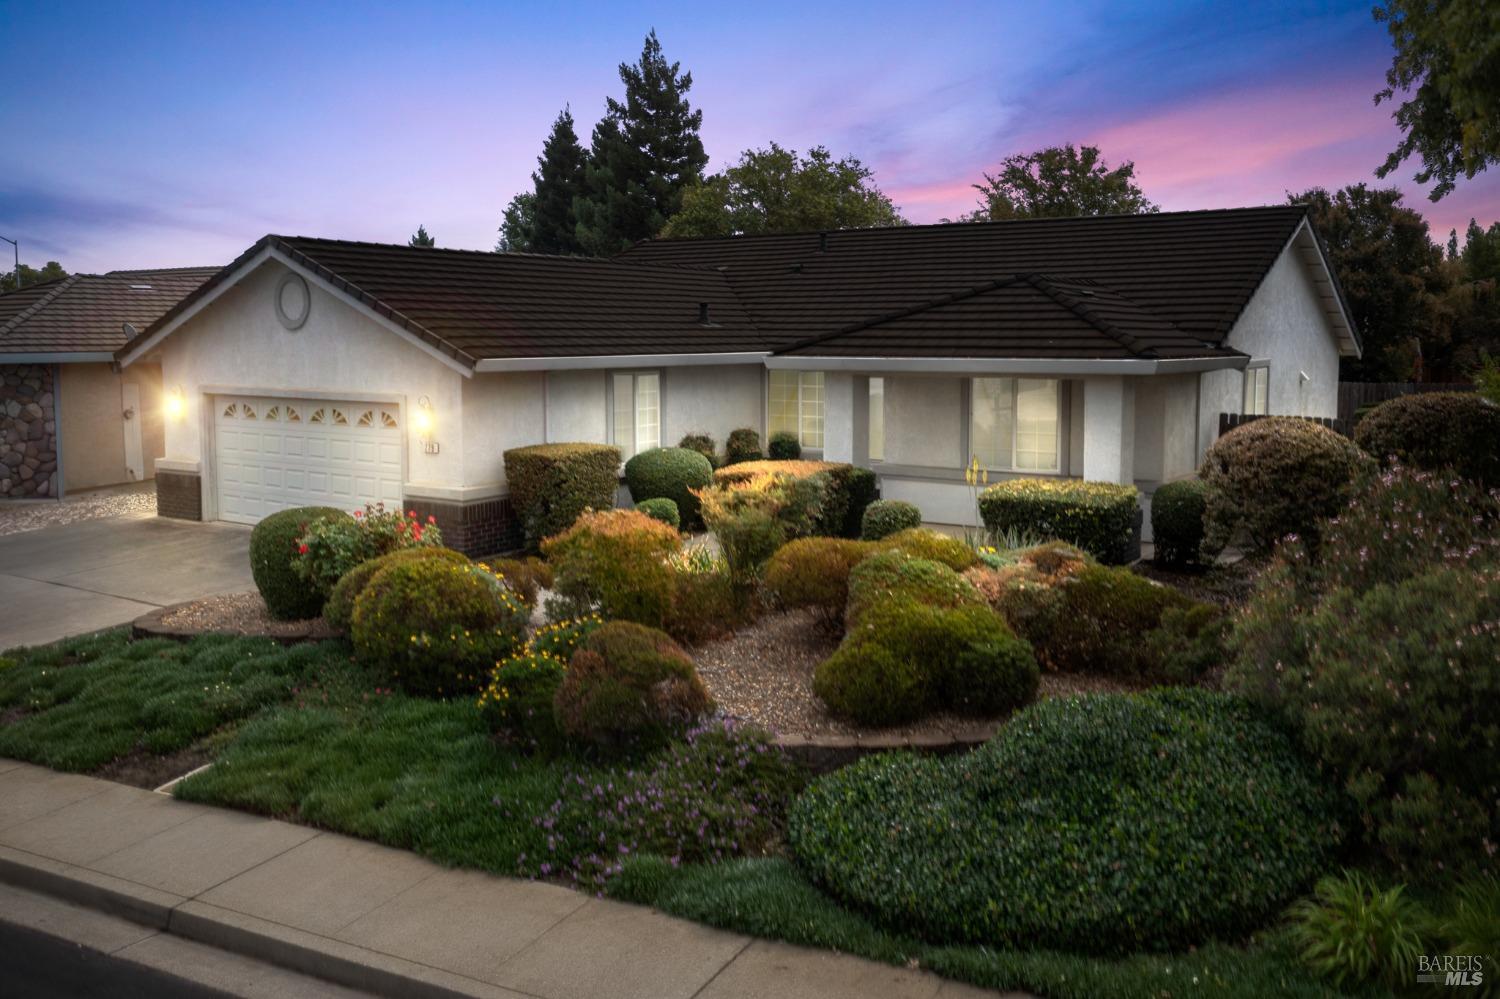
0;513;252;650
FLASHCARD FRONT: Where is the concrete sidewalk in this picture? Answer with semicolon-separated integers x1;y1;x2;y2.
0;760;1011;999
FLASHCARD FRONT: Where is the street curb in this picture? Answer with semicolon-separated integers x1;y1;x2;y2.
0;844;521;998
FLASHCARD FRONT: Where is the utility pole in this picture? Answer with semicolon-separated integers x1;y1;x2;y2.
0;236;17;291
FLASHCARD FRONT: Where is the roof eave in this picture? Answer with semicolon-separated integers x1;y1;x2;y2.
763;355;1247;375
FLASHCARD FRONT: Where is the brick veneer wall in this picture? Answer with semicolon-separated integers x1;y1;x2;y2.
156;470;203;520
1;364;59;498
404;494;521;556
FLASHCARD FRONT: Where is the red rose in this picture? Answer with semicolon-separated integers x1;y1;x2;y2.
298;543;309;554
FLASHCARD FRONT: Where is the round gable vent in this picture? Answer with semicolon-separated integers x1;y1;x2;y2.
275;272;311;330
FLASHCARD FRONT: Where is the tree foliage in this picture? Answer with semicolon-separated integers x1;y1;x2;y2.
530;107;588;255
965;144;1156;221
0;260;68;293
1289;185;1449;381
662;143;904;238
574;30;708;255
496;191;536;253
1374;1;1500;199
407;225;435;248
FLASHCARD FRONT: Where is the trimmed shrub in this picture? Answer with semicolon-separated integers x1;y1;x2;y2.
634;497;681;530
543;509;682;628
624;447;714;525
871;527;979;571
979;479;1140;564
789;689;1344;954
351;560;528;698
665;547;741;645
845;549;982;624
1200;417;1371;554
764;537;871;617
712;459;843;486
837;466;879;538
325;546;470;631
1150;478;1208;566
861;499;921;540
1015;564;1195;674
553;621;712;749
250;506;349;620
952;639;1041;717
483;556;553;606
1229;563;1500;874
813;639;928;727
1354;391;1500;485
504;442;622;551
293;504;442;597
528;614;605;661
677;431;718;468
768;430;802;460
478;649;568;752
724;427;763;465
714;459;871;538
697;471;828;586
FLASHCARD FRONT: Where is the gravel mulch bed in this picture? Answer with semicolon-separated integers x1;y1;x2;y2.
153;592;342;640
693;608;1136;740
1132;556;1260;608
0;481;157;537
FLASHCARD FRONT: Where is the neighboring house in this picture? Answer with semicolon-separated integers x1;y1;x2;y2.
115;206;1358;551
0;268;218;498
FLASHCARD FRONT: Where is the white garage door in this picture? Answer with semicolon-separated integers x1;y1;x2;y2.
213;395;404;525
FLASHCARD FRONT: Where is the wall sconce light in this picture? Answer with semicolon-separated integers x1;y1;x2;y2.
412;395;434;439
164;385;186;421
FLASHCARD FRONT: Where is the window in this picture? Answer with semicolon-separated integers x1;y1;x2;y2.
970;377;1060;472
1243;366;1269;415
868;377;885;462
768;370;825;449
611;371;660;459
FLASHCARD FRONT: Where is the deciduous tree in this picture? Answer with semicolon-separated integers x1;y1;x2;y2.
966;144;1156;221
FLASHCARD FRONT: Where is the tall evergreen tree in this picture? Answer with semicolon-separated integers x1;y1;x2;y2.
496;192;536;253
574;30;708;255
408;225;435;247
529;107;588;255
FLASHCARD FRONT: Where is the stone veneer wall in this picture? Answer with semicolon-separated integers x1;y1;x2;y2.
1;364;59;498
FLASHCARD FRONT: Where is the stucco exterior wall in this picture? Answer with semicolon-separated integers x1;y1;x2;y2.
1132;373;1198;485
544;370;607;444
58;362;165;491
1197;241;1343;460
462;372;545;492
156;259;467;492
663;364;762;447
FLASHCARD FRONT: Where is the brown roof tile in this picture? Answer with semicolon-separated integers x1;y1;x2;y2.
0;267;218;356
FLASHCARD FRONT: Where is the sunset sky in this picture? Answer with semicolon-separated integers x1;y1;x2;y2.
3;0;1497;274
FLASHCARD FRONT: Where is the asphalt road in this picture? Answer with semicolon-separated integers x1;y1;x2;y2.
0;917;231;999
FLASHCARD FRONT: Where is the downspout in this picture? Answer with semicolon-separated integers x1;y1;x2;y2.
52;363;65;500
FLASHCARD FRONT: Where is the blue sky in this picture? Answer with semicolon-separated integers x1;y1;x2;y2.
2;0;1496;273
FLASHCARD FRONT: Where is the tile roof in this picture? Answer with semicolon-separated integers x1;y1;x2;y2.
0;267;219;356
622;205;1338;357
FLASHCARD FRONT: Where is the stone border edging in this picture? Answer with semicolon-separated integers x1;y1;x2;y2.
773;724;999;773
131;601;338;646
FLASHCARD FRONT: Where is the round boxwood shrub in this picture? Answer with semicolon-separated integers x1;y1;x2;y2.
763;537;872;617
845;549;982;623
250;506;349;620
860;499;922;540
543;508;682;628
677;431;718;468
624;447;713;526
871;527;979;572
1150;478;1208;566
789;689;1344;954
634;497;681;530
1354;391;1500;485
325;546;469;631
1201;417;1371;554
768;430;802;460
724;427;763;465
979;479;1141;564
553;621;712;749
351;560;528;698
479;648;568;752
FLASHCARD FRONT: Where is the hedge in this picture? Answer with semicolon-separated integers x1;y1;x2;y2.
1354;391;1500;485
790;689;1343;955
503;442;622;550
979;479;1140;564
249;506;349;620
1150;479;1208;566
624;447;713;526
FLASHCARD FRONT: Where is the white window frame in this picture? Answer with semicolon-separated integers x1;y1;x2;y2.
968;377;1062;474
868;376;885;462
608;370;662;460
767;370;825;451
1243;364;1269;416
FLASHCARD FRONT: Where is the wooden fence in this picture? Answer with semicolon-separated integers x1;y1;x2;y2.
1218;412;1353;439
1336;382;1473;425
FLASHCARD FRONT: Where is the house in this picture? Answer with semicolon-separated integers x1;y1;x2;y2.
114;206;1358;551
0;267;218;498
